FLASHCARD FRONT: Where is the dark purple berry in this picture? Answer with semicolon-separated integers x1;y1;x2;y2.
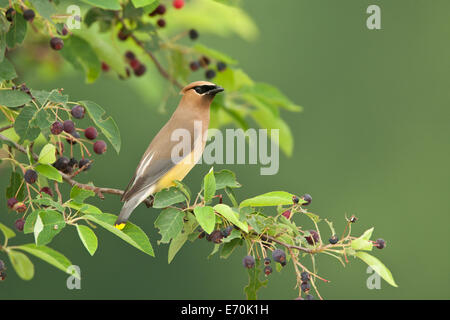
264;265;272;276
157;18;166;28
0;271;5;281
301;271;310;282
205;69;216;79
24;169;37;184
292;195;300;204
93;140;107;154
198;231;206;239
190;61;200;71
7;197;18;209
14;218;25;232
78;158;91;171
50;37;64;50
125;51;135;61
156;4;166;15
134;64;146;77
63;120;75;133
329;235;339;244
264;257;271;266
189;29;199;40
61;25;69;36
66;131;80;145
206;230;223;244
0;260;4;271
242;255;255;269
118;28;129;41
23;9;35;22
305;230;319;245
272;249;286;264
375;238;386;249
221;226;233;237
51;121;64;135
6;8;15;22
350;215;357;223
301;281;311;292
217;61;227;71
302;194;312;206
84;127;98;140
68;157;78;168
53;156;70;171
71;105;85;119
40;187;53;197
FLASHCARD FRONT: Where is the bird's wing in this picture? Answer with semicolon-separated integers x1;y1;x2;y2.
121;119;199;202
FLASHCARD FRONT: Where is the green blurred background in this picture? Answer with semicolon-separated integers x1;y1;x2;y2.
1;0;450;299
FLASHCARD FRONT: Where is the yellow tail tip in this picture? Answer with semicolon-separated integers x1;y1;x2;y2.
114;223;126;230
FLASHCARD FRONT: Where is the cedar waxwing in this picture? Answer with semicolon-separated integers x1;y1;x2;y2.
114;81;224;229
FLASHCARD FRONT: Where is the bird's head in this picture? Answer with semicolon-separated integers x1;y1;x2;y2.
180;81;224;105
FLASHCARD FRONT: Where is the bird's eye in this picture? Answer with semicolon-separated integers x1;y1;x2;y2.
194;86;204;94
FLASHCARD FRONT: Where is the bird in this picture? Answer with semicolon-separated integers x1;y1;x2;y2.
114;81;224;229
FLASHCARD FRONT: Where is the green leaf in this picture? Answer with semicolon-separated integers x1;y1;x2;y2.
132;0;158;8
193;43;237;65
35;164;62;182
351;227;374;251
6;171;25;201
34;210;66;246
355;252;398;287
70;185;95;203
173;180;191;203
16;243;78;278
0;90;32;108
81;0;121;10
193;206;216;234
214;204;248;233
14;106;40;142
224;186;238;207
0;222;15;240
29;0;56;20
24;210;40;234
244;260;267;300
38;144;56;165
153;187;186;208
76;225;98;256
83;213;154;256
242;82;302;112
168;212;197;263
203;167;216;202
79;100;121;153
32;197;65;213
214;169;241;190
0;58;16;81
60;36;101;83
154;208;185;243
66;201;102;214
8;250;34;280
220;238;241;259
6;13;27;48
240;191;298;208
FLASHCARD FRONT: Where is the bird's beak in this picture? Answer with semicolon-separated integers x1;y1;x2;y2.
205;86;224;95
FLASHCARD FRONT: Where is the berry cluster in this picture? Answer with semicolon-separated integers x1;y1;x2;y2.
125;51;146;77
200;225;234;244
295;272;314;300
190;55;227;80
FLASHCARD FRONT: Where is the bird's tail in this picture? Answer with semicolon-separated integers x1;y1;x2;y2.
114;199;141;230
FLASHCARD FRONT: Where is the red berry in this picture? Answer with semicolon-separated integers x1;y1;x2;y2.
13;202;27;213
134;64;146;77
14;218;25;232
281;209;292;219
84;127;98;140
305;230;319;245
40;187;53;197
156;4;166;15
61;25;69;36
0;272;6;281
101;62;110;72
173;0;185;9
264;265;272;276
50;37;64;50
129;59;140;70
7;197;18;209
125;51;135;61
93;140;107;154
51;121;64;135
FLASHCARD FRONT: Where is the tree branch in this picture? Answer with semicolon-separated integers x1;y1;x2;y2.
0;133;153;207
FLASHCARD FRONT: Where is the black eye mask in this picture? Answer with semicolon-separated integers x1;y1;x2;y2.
193;85;217;94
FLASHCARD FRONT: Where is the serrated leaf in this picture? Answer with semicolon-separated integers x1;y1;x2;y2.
220;238;240;259
38;144;57;165
24;210;40;234
203;167;216;202
35;164;62;182
168;212;197;263
244;260;267;300
29;0;56;20
214;169;241;190
351;227;374;251
66;201;102;214
0;90;32;108
76;225;98;256
154;208;185;243
79;100;121;153
16;243;78;279
193;206;216;234
83;213;154;256
32;197;65;213
6;13;27;48
153;187;186;208
33;210;66;246
81;0;121;10
240;191;299;208
355;252;398;287
6;171;25;201
132;0;158;8
173;180;191;203
8;250;34;280
70;185;95;203
13;106;40;143
0;58;16;81
214;204;248;232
